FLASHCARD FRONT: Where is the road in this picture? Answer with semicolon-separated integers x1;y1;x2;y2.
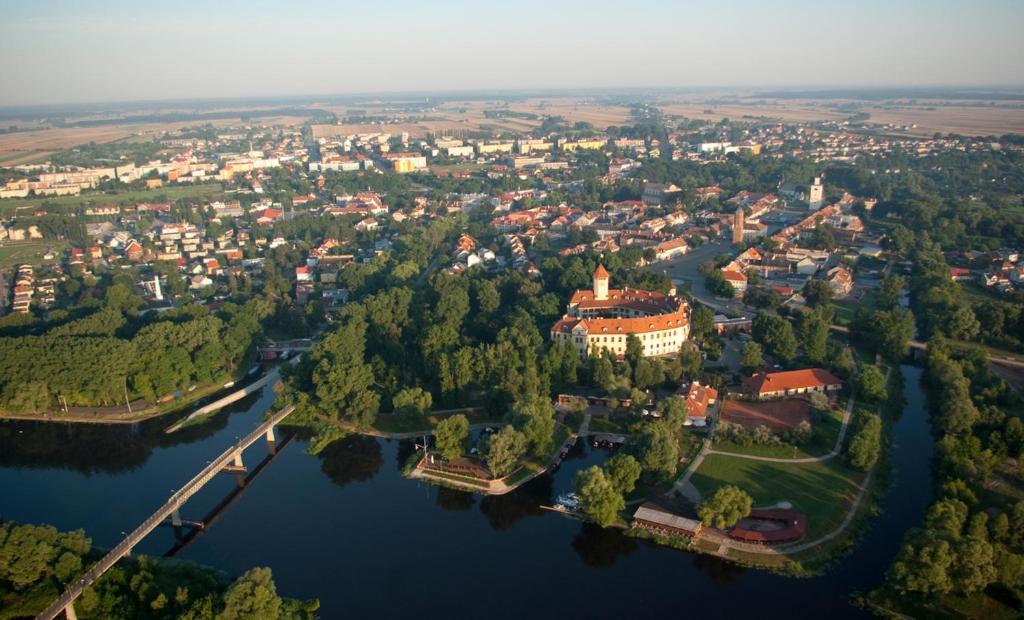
829;324;1024;370
647;239;744;314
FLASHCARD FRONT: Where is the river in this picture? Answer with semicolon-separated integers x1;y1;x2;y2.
0;366;932;619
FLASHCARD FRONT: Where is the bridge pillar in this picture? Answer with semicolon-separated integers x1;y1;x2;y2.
266;426;277;454
233;452;244;469
171;508;182;528
65;601;78;620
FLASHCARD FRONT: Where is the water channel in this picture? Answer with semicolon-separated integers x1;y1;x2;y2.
0;366;932;618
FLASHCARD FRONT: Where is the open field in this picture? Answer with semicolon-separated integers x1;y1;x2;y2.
0;240;68;270
0;182;225;214
659;95;1024;136
861;105;1024;136
0;116;308;167
690;454;864;540
312;97;633;138
660;102;846;124
507;98;632;129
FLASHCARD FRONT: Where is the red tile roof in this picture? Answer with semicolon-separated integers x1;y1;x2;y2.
742;368;842;395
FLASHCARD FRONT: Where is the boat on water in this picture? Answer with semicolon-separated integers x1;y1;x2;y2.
554;492;581;511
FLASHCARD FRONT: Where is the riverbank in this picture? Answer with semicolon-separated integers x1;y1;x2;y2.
0;368;269;427
605;366;903;573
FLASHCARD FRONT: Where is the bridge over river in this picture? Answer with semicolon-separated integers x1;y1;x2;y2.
35;405;297;620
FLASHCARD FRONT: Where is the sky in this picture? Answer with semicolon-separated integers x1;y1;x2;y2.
1;0;1022;106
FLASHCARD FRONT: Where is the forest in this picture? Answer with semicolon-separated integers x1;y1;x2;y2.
0;521;317;619
0;285;272;413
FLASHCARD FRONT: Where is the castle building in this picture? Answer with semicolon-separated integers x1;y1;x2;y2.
551;265;690;359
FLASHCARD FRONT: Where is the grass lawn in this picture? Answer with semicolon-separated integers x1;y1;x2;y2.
0;241;67;270
0;183;224;215
420;469;490;490
588;413;633;435
834;291;877;326
690;453;865;540
373;407;498;434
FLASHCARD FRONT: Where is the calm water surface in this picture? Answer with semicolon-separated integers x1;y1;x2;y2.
0;366;932;619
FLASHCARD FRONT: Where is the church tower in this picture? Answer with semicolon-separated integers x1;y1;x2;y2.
732;206;745;246
809;176;824;210
593;264;609;300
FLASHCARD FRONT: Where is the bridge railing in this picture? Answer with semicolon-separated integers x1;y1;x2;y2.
35;405;295;620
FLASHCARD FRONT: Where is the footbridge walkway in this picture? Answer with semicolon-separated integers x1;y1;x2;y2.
35;405;297;620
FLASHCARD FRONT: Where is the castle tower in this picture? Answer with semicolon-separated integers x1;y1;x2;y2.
809;176;824;211
732;206;745;246
593;264;610;300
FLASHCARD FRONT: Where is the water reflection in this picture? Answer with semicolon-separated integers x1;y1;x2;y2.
692;552;747;584
571;522;639;568
480;474;553;531
318;434;384;487
0;390;266;475
436;487;476;512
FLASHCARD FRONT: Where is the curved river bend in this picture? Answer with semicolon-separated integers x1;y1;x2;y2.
0;366;932;619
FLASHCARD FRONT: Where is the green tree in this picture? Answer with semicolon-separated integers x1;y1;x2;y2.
847;414;882;471
855;365;888;404
392;387;432;421
592;354;615;391
740;341;763;371
604;453;642;495
219;567;283;620
482;425;527;477
658;395;689;433
689;305;714;341
873;308;915;362
575;466;625;527
752;313;797;363
630;422;679;478
512;397;556;457
877;274;905;310
434;414;469;462
697;485;753;529
800;313;829;365
888;533;955;596
678;345;702;378
802;279;833;309
625;334;644;369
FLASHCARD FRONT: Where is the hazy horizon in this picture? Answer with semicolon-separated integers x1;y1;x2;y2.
2;0;1023;107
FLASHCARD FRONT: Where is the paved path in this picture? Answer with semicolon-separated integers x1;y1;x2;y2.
669;419;718;501
165;367;284;433
711;466;875;557
577;411;592;437
695;371;894;559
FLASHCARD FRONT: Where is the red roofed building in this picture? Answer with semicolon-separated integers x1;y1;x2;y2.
681;381;718;426
551;265;690;359
257;209;282;225
742;368;843;400
721;269;748;293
